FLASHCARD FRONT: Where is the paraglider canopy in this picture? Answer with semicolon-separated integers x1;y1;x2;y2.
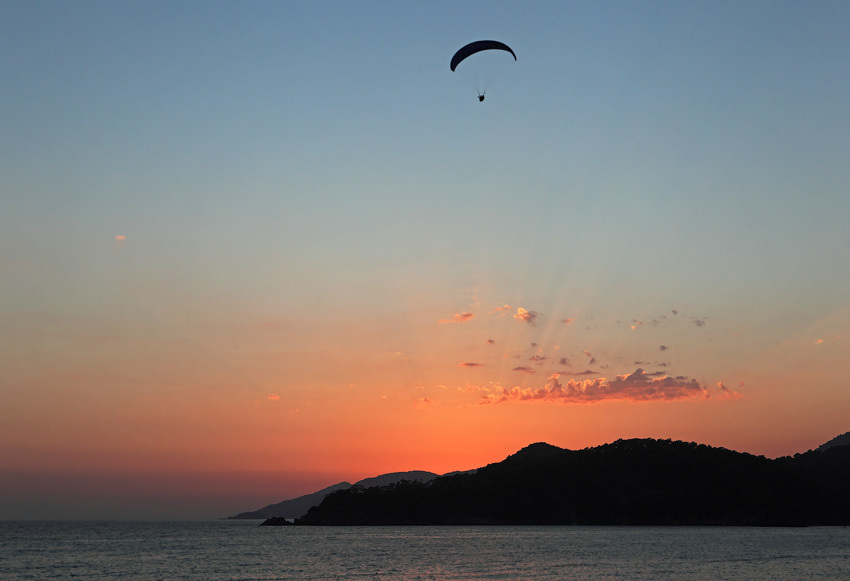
450;40;517;72
450;40;516;101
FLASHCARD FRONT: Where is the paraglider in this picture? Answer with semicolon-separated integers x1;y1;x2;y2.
450;40;516;102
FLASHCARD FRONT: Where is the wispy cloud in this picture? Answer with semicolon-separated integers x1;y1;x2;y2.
267;394;280;400
513;366;535;374
439;311;475;324
458;362;484;368
480;368;720;404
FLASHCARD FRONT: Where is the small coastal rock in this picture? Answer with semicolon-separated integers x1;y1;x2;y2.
259;517;293;526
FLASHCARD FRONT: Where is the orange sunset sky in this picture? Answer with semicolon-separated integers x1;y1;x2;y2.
2;1;849;519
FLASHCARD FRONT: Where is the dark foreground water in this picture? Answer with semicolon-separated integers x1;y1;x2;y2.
1;520;848;580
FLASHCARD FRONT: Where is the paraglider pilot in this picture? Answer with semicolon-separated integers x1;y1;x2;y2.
451;40;516;103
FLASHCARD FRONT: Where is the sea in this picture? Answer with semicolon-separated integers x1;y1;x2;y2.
1;520;848;580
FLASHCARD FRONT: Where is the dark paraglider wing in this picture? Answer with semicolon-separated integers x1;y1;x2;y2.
450;40;516;72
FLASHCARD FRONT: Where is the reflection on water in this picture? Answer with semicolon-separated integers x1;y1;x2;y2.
1;520;848;580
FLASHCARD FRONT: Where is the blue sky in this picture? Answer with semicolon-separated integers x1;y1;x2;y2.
2;0;850;518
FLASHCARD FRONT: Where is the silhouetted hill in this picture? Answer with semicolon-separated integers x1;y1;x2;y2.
504;441;563;461
355;471;438;488
229;471;438;519
229;482;352;520
295;438;850;526
817;431;850;451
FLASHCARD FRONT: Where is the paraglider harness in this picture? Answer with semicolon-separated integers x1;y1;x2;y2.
478;92;485;102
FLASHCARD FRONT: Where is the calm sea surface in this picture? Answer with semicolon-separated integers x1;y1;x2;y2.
1;520;848;580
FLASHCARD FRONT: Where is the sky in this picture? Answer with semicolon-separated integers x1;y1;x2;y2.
2;0;849;520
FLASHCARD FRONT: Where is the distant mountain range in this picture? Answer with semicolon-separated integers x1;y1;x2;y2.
237;432;850;526
228;471;440;519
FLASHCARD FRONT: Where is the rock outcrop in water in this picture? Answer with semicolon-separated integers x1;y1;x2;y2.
293;438;850;526
259;516;293;526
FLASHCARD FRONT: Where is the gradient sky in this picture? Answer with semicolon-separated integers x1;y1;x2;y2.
2;0;849;519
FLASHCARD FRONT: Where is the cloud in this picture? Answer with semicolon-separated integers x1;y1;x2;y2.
561;318;574;325
267;394;280;400
439;311;475;324
717;382;742;400
480;368;714;404
513;307;539;325
486;339;495;344
414;397;433;409
659;345;669;351
458;362;484;368
113;234;126;248
513;366;535;374
491;304;512;315
692;318;706;327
